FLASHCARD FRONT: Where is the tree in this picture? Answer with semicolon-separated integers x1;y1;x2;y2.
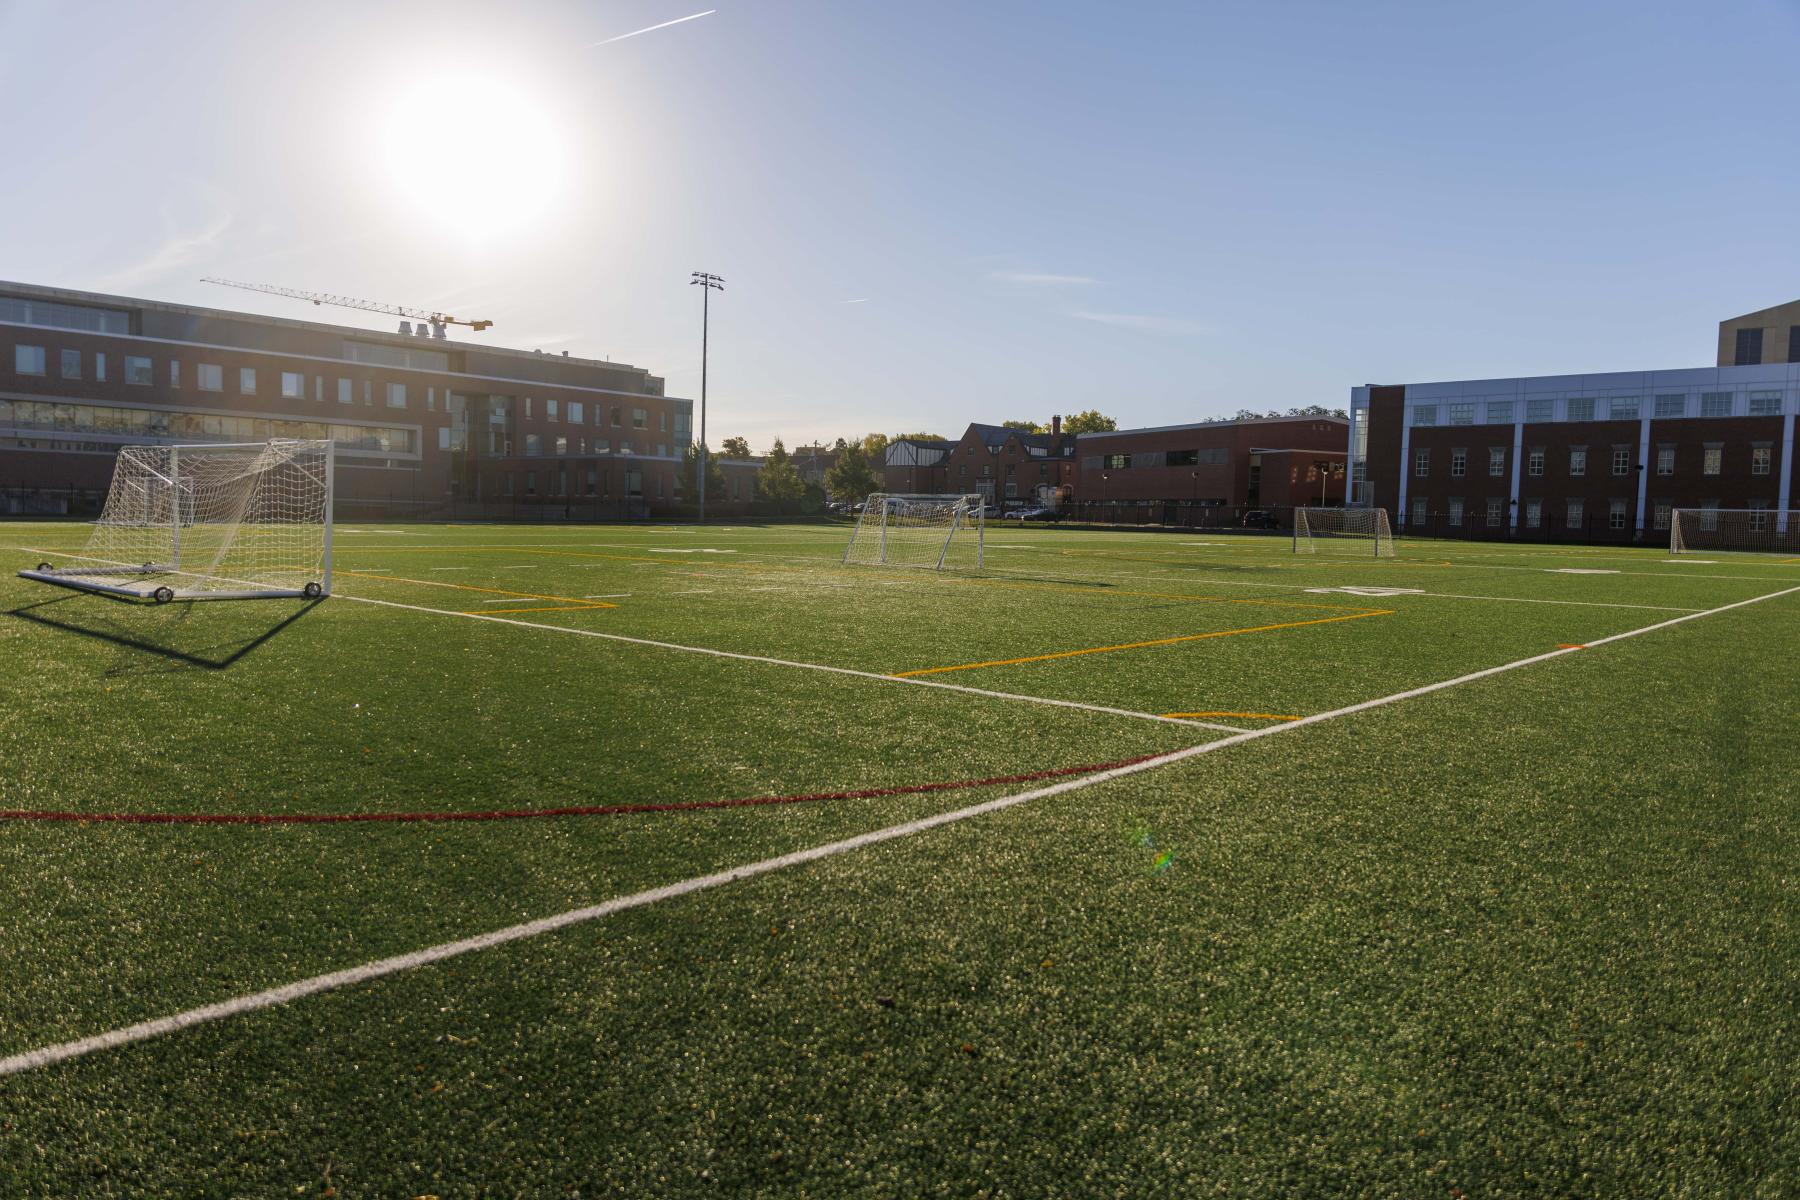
1061;410;1117;435
677;442;726;504
824;442;880;501
1002;419;1045;433
720;436;752;459
758;438;805;511
860;432;890;461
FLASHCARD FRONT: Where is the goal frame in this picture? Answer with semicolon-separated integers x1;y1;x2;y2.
17;440;334;602
1669;507;1800;556
1293;506;1396;558
842;493;985;571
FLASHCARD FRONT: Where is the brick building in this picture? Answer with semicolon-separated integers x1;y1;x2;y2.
0;280;691;519
882;422;1078;505
1349;365;1800;541
1073;416;1347;521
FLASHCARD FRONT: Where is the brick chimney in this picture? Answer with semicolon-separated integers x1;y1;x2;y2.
1051;414;1062;437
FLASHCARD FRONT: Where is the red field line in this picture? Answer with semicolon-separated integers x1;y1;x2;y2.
0;753;1168;826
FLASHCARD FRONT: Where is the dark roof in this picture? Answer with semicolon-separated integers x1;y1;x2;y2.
965;422;1068;452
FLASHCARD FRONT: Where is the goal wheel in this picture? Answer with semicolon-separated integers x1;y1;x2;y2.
36;562;51;571
151;586;175;604
302;582;323;599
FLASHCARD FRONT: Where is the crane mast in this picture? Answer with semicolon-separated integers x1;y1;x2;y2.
200;277;492;338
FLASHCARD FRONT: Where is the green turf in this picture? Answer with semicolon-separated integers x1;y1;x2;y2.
2;519;1797;1196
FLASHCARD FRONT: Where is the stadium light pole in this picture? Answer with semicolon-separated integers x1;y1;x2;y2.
690;271;724;522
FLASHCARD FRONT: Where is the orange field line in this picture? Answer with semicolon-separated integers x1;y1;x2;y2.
1159;711;1302;721
334;570;617;612
890;609;1392;678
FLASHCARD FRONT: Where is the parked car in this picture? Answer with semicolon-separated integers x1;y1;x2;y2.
968;504;999;520
1241;509;1279;529
1005;506;1056;522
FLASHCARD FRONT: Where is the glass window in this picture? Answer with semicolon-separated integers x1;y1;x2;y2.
1410;497;1426;526
1487;497;1503;527
124;355;152;385
1105;453;1130;469
1413;449;1429;477
611;406;622;426
1748;391;1783;416
338;378;352;404
596;438;609;453
633;408;647;429
363;380;373;406
14;345;45;375
1488;447;1505;476
1612;448;1630;476
195;363;221;391
1569;448;1587;477
661;411;668;432
1609;500;1627;530
526;433;542;456
525;397;533;418
1654;394;1685;418
1735;327;1763;365
1525;498;1542;529
314;376;323;402
1411;405;1438;427
555;435;568;455
1447;498;1463;527
547;398;559;421
1702;446;1722;476
1485;401;1514;424
1450;448;1466;478
1567;499;1584;528
426;386;436;412
1566;398;1595;422
526;471;537;495
1700;392;1732;418
1447;403;1474;426
1653;503;1671;531
438;427;451;451
1608;397;1639;421
657;443;667;457
281;371;305;399
170;360;181;388
568;401;583;424
60;349;81;379
1527;447;1544;476
386;382;406;408
1752;446;1771;475
1525;398;1554;423
239;367;256;394
1656;446;1674;475
1749;502;1770;532
1699;503;1720;532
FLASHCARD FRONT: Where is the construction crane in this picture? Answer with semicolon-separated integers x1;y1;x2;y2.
200;277;492;338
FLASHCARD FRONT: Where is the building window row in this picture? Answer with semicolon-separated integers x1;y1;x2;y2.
1411;390;1790;427
0;397;415;454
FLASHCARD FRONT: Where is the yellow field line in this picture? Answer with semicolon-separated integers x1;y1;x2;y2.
891;609;1392;677
335;570;617;612
1160;710;1302;721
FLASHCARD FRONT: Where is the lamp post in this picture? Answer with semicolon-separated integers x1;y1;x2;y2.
690;271;723;522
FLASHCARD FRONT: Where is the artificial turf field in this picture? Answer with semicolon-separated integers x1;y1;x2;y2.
1;518;1797;1198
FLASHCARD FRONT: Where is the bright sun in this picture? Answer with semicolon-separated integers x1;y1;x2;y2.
381;75;567;240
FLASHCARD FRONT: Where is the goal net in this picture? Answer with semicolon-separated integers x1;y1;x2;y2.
1294;506;1396;557
18;439;334;602
843;493;984;570
1670;507;1800;555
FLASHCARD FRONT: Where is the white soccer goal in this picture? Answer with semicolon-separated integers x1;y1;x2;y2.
1294;506;1396;557
18;439;334;602
843;493;984;570
1670;507;1800;555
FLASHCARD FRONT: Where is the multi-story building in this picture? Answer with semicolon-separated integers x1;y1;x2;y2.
1718;299;1800;367
1348;364;1799;541
1073;416;1347;520
882;421;1077;505
0;280;691;519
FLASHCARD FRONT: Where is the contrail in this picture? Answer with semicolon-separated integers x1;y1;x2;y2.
592;9;716;46
843;298;870;304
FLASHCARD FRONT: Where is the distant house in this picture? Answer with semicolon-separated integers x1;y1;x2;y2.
883;419;1078;507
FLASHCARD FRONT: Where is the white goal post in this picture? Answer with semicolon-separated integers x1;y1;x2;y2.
18;439;334;602
1294;506;1396;557
1669;507;1800;555
843;493;984;570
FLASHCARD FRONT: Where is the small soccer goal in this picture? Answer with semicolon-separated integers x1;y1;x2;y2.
843;493;984;570
1293;506;1396;557
18;439;333;602
1669;507;1800;556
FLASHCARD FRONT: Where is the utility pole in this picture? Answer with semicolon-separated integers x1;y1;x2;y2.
690;271;724;521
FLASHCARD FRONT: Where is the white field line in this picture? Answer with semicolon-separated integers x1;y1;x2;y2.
332;593;1251;734
6;582;1793;1079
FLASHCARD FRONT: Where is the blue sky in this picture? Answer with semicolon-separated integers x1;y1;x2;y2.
4;0;1800;448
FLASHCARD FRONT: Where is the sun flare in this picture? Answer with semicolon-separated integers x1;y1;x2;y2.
380;74;567;239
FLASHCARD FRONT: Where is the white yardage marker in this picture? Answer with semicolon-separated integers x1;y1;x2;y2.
1549;568;1621;575
7;582;1791;1078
